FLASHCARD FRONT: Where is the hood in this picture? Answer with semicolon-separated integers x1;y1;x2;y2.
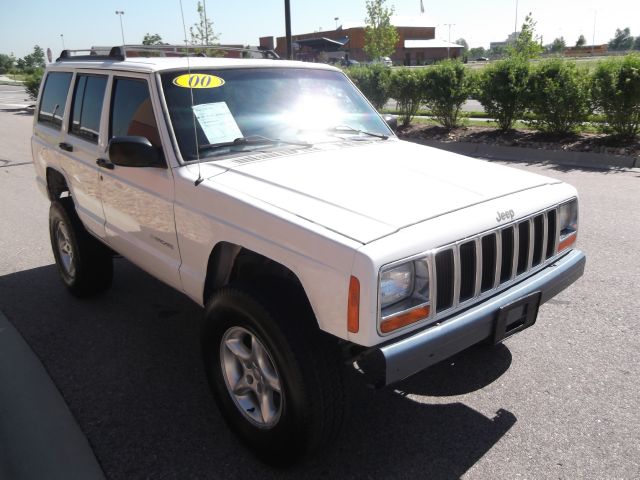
209;140;558;244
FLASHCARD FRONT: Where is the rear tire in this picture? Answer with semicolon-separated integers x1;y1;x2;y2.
49;199;113;297
202;285;345;466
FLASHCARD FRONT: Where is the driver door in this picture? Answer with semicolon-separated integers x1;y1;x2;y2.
98;74;182;290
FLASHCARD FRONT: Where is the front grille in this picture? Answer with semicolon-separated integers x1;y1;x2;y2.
433;208;559;314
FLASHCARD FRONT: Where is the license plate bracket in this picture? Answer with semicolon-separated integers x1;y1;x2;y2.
493;291;541;344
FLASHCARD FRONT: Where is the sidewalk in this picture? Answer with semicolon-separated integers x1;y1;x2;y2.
0;75;24;86
0;310;104;480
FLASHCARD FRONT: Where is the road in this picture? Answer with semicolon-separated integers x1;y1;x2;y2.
0;107;639;479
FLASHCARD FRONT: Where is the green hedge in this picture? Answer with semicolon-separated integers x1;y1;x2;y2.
23;68;44;102
527;58;592;135
476;57;530;131
422;60;474;129
591;54;640;139
347;55;640;138
388;68;426;127
346;64;392;110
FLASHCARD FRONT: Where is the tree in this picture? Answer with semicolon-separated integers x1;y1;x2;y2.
634;36;640;50
142;33;164;45
455;38;469;53
550;37;566;53
363;0;399;60
0;53;15;74
508;13;544;59
468;46;486;59
576;34;587;47
23;45;46;70
189;1;223;56
608;28;633;51
16;58;26;71
190;1;219;46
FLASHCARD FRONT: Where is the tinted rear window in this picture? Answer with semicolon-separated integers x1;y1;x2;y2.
38;72;72;129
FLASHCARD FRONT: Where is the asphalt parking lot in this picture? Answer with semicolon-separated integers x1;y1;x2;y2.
0;104;639;479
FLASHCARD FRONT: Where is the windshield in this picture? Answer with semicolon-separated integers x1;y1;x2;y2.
160;68;392;161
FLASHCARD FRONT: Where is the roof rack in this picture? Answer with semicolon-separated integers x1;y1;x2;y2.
56;45;279;62
56;46;125;62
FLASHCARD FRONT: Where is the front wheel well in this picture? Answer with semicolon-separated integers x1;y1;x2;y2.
203;243;311;314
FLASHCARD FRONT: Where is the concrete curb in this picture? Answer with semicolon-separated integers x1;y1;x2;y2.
0;311;105;480
407;139;639;170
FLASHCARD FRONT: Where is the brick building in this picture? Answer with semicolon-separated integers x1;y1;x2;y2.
260;16;463;65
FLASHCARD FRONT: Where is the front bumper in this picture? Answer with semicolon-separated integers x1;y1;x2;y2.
358;249;586;387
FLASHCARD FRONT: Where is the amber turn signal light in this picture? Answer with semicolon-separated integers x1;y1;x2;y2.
558;232;577;252
380;304;430;334
347;276;360;333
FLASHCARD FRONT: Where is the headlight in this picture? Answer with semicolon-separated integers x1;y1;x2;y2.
380;263;414;308
379;257;430;334
558;199;578;252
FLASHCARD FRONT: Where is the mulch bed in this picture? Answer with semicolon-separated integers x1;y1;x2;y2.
397;124;640;158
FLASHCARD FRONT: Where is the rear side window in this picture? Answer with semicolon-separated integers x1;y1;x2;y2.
38;72;72;129
110;78;160;147
69;74;107;143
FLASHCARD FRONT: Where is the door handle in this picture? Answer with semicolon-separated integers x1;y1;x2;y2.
96;158;115;170
59;142;73;152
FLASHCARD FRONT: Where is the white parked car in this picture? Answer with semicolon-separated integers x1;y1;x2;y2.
31;46;585;465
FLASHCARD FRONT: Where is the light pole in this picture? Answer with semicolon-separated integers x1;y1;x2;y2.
60;34;65;50
514;0;518;35
334;17;339;30
443;23;455;58
284;0;292;60
115;10;125;46
591;10;597;56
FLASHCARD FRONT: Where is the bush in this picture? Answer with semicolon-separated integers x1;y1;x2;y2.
422;60;474;129
527;58;591;134
388;68;426;127
591;54;640;139
346;64;392;110
476;56;530;131
24;69;44;102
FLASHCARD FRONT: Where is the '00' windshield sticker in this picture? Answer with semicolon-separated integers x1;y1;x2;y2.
172;73;225;89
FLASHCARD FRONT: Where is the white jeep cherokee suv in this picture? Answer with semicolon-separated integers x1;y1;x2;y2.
32;46;585;465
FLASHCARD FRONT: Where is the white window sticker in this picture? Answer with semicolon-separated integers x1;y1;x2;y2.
192;102;242;144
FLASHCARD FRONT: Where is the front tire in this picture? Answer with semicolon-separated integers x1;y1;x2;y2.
49;199;113;297
202;285;345;466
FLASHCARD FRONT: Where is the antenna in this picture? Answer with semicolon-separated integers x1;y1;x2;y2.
179;0;204;186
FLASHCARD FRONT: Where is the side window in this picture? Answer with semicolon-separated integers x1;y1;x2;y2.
38;72;72;129
110;78;161;147
69;74;107;143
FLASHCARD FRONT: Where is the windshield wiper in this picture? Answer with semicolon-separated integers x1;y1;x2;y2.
199;135;311;152
327;125;389;140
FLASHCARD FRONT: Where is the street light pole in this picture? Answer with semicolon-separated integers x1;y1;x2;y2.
443;23;455;58
514;0;518;35
334;17;339;30
60;34;65;50
115;10;125;46
284;0;292;59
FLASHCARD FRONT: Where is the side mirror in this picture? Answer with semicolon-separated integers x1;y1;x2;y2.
383;114;398;131
108;136;165;168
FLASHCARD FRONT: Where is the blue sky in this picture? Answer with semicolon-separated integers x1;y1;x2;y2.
1;0;639;59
